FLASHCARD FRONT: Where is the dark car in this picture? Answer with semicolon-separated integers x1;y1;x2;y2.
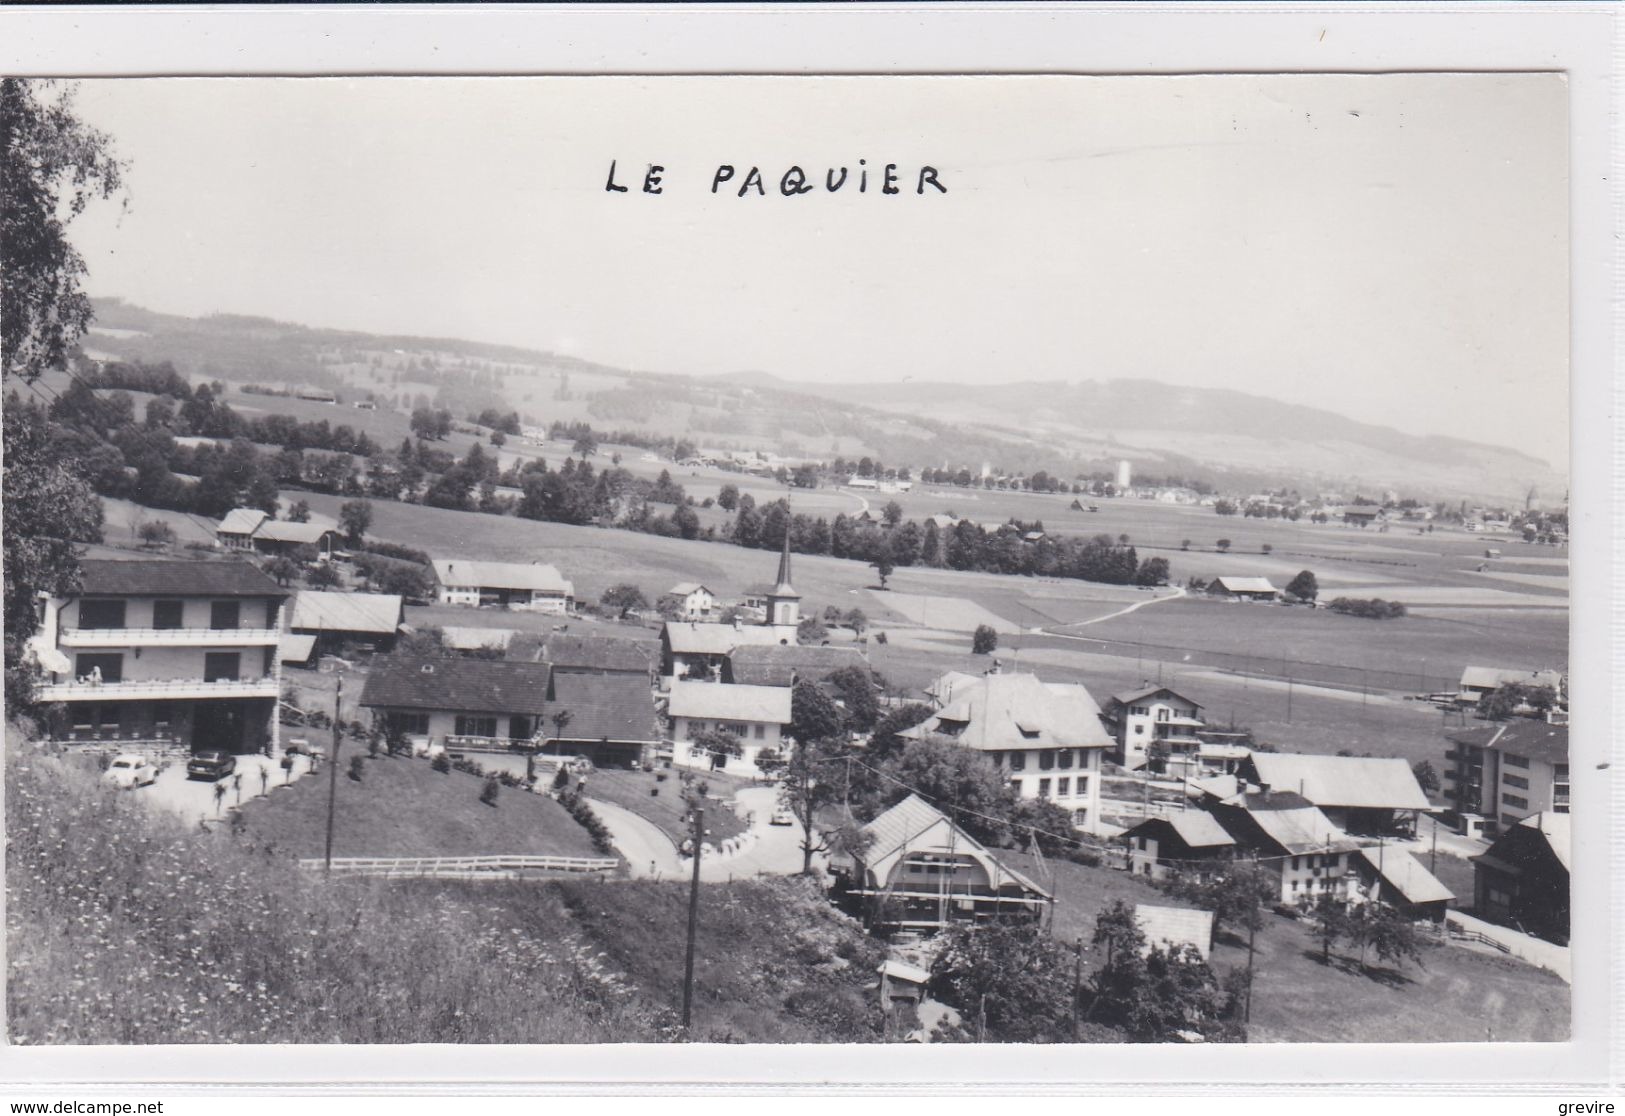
187;750;237;781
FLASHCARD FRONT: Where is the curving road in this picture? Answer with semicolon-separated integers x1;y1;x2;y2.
585;785;818;883
584;796;683;880
1039;584;1186;636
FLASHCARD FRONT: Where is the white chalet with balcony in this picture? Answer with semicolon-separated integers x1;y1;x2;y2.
27;558;288;754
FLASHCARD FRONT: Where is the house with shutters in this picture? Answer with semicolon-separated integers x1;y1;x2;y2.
1237;751;1432;836
665;679;792;774
903;670;1114;833
1102;684;1207;773
430;558;574;613
1121;812;1237;882
26;558;288;755
661;582;717;622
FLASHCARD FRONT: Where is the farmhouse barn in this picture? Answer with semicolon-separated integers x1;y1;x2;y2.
540;633;655;679
537;671;661;768
1201;789;1363;906
722;643;868;688
288;590;404;654
1457;666;1565;704
1351;846;1454;922
430;559;575;613
829;794;1052;932
216;507;268;551
1206;576;1279;602
1239;752;1431;835
250;519;339;558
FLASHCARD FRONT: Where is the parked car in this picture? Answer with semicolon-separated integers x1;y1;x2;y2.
103;753;158;789
770;808;795;827
186;750;237;781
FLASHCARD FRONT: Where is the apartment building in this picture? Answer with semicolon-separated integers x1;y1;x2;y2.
27;558;288;755
1444;717;1569;836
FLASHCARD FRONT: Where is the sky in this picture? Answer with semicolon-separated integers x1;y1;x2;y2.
65;74;1568;468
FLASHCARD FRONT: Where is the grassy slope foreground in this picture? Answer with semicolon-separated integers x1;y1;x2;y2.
236;751;605;861
4;735;881;1044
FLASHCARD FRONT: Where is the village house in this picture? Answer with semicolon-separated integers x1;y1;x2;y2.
665;679;792;774
536;671;661;769
287;589;405;656
1340;506;1385;528
828;794;1053;933
1121;812;1236;882
278;632;318;670
27;558;288;755
216;507;268;551
1205;576;1279;602
360;656;551;752
1473;812;1569;944
430;558;574;613
722;643;868;688
1102;684;1207;773
539;632;656;680
1197;786;1364;906
904;670;1114;833
1238;751;1432;836
1444;717;1569;837
661;582;716;621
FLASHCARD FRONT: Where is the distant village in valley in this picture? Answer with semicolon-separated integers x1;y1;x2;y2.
4;75;1571;1047
12;359;1572;1043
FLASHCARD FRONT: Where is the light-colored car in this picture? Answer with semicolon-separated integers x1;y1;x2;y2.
103;753;158;789
769;808;795;827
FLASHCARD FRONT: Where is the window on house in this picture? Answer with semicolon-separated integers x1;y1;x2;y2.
1504;753;1530;769
1501;794;1528;810
79;599;127;629
509;716;533;740
754;723;765;739
151;702;172;727
1134;724;1145;735
265;599;281;627
98;705;121;730
1056;776;1071;797
1058;749;1074;770
1008;752;1026;771
387;711;430;736
72;706;95;730
75;653;123;683
1039;750;1055;771
203;652;241;682
1156;708;1169;722
152;600;184;629
1037;778;1051;799
210;601;241;630
1486;886;1512;907
1502;773;1529;790
1554;764;1569;781
1292;857;1300;871
455;715;498;738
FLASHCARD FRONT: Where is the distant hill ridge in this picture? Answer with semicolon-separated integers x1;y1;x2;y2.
83;298;1562;504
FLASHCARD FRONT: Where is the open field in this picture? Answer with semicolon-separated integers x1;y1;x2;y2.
999;852;1567;1043
236;750;605;861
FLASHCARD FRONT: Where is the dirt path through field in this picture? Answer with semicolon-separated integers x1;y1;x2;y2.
1042;585;1186;632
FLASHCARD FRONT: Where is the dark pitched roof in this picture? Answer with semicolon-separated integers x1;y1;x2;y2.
725;643;868;686
1109;685;1203;711
542;633;654;674
77;558;287;599
1446;720;1569;767
545;672;660;744
360;655;551;716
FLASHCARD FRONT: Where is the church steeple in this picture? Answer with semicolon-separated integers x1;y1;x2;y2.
766;526;800;630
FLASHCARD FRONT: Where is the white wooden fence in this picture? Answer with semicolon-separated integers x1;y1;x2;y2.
298;854;619;879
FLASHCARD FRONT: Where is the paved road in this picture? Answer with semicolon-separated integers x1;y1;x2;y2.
699;786;822;881
584;796;684;880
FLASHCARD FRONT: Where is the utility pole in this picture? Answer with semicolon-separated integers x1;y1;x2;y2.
1072;937;1084;1040
1243;853;1260;1025
1286;674;1293;723
681;806;704;1030
1429;818;1438;878
322;676;343;875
